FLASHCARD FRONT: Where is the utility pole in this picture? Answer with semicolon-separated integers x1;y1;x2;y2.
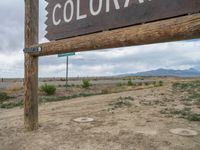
24;0;39;130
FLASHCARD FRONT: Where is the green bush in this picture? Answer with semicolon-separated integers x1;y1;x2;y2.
41;92;101;103
187;114;200;121
153;81;157;86
116;83;123;87
127;79;133;86
158;81;164;86
172;80;200;91
109;96;134;109
0;101;23;109
82;79;91;88
0;92;9;102
40;84;56;95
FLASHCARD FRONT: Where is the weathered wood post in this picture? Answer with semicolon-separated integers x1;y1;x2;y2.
24;0;39;130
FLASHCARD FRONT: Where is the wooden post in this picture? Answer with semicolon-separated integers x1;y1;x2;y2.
24;0;39;130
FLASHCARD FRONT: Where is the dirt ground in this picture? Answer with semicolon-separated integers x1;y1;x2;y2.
0;79;200;150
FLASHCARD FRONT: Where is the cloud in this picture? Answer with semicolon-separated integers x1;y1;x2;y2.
0;50;24;78
0;1;199;78
0;1;23;53
38;40;200;77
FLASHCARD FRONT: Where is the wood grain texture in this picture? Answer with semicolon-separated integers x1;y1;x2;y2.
24;0;39;131
32;13;200;56
45;0;200;40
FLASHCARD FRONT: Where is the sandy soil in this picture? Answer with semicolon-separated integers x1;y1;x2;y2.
0;84;200;150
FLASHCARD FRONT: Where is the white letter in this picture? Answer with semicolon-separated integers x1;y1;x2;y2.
106;0;120;12
64;0;74;23
113;0;120;9
124;0;130;8
90;0;103;16
77;0;87;20
52;3;61;26
138;0;144;3
106;0;110;12
138;0;151;4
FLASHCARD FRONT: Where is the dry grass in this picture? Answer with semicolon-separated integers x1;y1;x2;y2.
6;82;23;93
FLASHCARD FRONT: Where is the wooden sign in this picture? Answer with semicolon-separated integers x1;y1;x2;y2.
45;0;200;41
24;0;200;131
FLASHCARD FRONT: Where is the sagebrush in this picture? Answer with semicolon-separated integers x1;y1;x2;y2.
0;92;9;102
82;79;91;88
40;84;56;95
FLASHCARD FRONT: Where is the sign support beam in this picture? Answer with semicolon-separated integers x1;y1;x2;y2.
24;0;39;131
30;14;200;57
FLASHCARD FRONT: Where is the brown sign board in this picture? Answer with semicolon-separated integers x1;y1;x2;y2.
45;0;200;41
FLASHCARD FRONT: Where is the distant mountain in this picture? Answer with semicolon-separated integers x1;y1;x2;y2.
122;68;200;77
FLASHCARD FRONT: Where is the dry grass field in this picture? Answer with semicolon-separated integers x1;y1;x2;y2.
0;77;200;150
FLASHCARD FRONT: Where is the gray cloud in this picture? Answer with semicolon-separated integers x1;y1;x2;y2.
0;1;23;53
38;40;200;77
0;1;199;78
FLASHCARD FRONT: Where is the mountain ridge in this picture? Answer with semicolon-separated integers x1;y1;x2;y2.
121;68;200;77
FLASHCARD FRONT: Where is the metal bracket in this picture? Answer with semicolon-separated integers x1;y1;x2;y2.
23;47;42;53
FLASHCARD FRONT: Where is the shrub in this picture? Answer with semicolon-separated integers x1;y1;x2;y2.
82;79;91;88
172;81;200;91
71;84;75;87
40;84;56;95
116;83;123;87
187;114;200;121
153;81;157;86
127;79;133;86
58;84;62;87
158;81;164;86
109;96;134;109
0;101;23;109
101;89;109;94
0;92;9;102
160;108;200;122
41;92;101;103
123;96;134;101
60;78;65;81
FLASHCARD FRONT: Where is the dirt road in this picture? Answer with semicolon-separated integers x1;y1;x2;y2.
0;85;199;150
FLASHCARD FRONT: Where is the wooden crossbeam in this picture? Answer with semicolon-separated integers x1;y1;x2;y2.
30;13;200;57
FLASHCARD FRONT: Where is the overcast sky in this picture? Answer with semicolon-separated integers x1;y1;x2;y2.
0;0;200;78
